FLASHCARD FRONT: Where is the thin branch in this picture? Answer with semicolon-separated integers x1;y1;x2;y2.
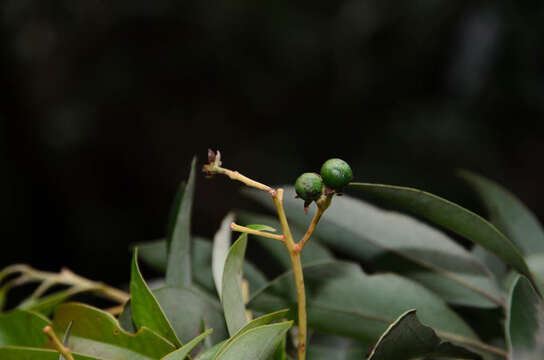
43;326;74;360
230;223;285;242
297;208;324;252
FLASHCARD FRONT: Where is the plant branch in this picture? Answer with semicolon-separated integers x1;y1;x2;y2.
204;164;275;195
230;223;285;242
296;193;333;252
0;265;129;307
297;208;324;252
272;189;307;360
43;326;74;360
204;152;308;360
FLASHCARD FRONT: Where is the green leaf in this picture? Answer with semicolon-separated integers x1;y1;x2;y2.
60;321;73;360
52;302;175;359
459;170;544;255
166;157;197;287
471;245;508;284
0;346;98;360
195;341;225;360
214;321;292;360
166;181;185;251
245;187;503;308
235;211;334;269
135;238;268;297
243;188;383;261
143;286;227;345
118;301;136;333
119;285;229;348
216;309;290;359
506;276;544;359
131;248;182;347
368;309;482;360
212;213;235;300
348;182;536;290
249;261;495;357
0;310;50;347
526;254;544;294
267;334;287;360
222;233;249;336
306;333;368;360
220;225;276;337
162;329;213;360
137;239;170;273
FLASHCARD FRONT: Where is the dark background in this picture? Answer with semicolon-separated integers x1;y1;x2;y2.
1;1;544;285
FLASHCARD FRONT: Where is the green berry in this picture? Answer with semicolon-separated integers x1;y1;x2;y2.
295;173;323;201
320;158;353;190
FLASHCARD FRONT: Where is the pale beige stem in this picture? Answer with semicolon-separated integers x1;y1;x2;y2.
272;189;307;360
43;326;74;360
230;223;285;242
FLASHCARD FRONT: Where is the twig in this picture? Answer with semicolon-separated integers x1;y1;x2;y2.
43;326;74;360
230;223;285;242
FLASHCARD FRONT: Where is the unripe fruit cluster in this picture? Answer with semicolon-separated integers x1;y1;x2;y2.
295;158;353;202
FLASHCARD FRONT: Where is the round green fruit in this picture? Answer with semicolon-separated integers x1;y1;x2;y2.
295;173;323;201
320;158;353;190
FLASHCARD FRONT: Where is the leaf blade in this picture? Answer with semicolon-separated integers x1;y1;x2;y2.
166;157;197;287
0;346;99;360
215;310;290;359
214;322;292;360
506;275;544;359
120;286;228;346
0;310;50;348
221;233;249;336
245;187;504;308
52;302;175;360
348;182;535;292
368;309;481;360
162;329;213;360
131;248;182;347
212;213;235;300
249;261;487;354
459;170;544;255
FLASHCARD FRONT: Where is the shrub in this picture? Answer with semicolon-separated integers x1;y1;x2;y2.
0;151;542;360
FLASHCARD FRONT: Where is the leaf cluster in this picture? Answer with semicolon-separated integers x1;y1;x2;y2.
1;158;543;360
